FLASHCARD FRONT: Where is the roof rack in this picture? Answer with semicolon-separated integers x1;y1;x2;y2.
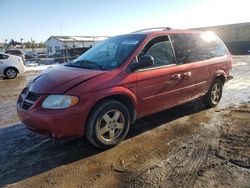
132;27;171;33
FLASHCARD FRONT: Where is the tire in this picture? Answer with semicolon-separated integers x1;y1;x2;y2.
86;99;130;149
203;79;223;108
4;68;18;79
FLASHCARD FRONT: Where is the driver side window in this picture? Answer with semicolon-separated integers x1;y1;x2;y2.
139;35;175;68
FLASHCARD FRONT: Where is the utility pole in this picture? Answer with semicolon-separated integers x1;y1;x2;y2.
31;37;34;56
60;23;63;36
20;38;23;48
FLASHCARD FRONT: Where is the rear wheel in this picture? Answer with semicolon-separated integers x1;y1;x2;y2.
4;68;17;79
86;100;130;149
203;79;223;108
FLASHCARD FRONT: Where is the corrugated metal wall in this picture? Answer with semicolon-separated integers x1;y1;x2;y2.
194;22;250;54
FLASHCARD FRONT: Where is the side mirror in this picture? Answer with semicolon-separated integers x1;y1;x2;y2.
130;55;154;71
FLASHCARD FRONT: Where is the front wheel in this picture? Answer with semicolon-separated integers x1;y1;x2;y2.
203;79;223;108
86;100;130;149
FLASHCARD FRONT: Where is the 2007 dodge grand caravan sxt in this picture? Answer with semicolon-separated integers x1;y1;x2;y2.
17;28;233;148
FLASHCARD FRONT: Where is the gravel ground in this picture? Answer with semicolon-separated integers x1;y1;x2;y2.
0;56;249;187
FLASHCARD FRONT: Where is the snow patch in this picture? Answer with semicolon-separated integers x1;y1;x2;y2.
219;57;250;109
25;63;59;72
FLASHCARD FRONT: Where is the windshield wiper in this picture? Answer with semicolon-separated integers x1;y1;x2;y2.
64;61;76;67
71;60;104;70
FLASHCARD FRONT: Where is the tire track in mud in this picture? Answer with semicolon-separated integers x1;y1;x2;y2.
215;107;250;170
126;110;213;188
126;105;250;188
127;135;212;188
166;140;209;188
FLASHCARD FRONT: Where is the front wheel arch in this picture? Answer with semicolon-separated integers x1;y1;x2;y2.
215;74;226;85
86;92;137;126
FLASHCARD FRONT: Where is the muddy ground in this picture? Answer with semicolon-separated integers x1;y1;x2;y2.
0;56;250;187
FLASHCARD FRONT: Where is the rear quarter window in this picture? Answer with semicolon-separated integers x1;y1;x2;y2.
170;33;229;64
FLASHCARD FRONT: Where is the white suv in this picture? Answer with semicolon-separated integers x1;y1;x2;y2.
0;53;26;79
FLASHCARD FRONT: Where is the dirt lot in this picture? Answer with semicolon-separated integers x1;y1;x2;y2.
0;56;250;187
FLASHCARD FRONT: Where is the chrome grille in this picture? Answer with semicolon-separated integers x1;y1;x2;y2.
18;88;41;110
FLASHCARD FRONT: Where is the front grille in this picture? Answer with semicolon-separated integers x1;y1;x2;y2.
26;92;40;101
18;88;41;110
22;101;33;110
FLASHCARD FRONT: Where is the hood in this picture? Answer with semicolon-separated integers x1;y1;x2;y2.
29;65;105;94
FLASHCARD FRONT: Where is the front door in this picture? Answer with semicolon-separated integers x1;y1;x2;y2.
135;35;183;118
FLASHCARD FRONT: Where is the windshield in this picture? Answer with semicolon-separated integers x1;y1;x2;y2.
66;34;146;70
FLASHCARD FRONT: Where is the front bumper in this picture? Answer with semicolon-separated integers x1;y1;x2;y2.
17;104;85;138
16;89;88;138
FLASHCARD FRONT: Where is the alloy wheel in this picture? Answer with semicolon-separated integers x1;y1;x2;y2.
211;82;222;104
97;109;125;142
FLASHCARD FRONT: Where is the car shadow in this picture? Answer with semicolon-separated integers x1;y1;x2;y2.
0;99;206;186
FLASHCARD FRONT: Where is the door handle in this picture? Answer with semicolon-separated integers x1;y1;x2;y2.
183;72;192;79
170;74;181;80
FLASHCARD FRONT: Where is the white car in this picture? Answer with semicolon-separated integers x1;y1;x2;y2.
0;53;26;79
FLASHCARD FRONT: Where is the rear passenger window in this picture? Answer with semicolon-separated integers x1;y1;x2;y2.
139;35;175;68
170;33;228;64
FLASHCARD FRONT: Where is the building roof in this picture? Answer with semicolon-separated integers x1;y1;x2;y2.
46;36;108;43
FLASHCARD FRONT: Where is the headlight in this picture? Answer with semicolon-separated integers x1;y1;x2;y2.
42;95;79;109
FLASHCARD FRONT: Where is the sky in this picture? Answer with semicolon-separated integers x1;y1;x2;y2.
1;0;250;43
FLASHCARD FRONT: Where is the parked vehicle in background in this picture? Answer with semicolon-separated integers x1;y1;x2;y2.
49;47;91;63
25;51;36;60
5;49;25;61
0;53;26;79
36;53;47;59
17;28;233;148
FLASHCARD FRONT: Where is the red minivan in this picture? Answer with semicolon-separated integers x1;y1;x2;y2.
17;28;233;148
